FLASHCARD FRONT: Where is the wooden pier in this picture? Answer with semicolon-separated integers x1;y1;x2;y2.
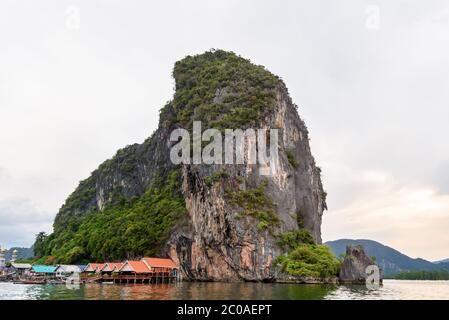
81;272;178;284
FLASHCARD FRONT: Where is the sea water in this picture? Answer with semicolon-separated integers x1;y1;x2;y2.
0;280;448;300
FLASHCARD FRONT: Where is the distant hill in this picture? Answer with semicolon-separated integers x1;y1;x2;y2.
434;258;449;264
325;239;448;276
436;262;449;271
4;247;34;262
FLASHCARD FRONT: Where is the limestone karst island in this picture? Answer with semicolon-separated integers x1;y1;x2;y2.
1;51;376;287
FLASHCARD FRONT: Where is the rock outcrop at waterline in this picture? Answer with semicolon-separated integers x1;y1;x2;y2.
40;50;327;282
339;245;383;284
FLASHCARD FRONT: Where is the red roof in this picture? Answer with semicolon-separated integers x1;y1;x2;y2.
120;260;152;273
142;257;177;269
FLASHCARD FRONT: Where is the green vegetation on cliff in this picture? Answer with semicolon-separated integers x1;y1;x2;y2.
275;229;340;278
277;229;315;250
286;150;299;169
205;167;230;186
52;143;144;235
226;180;280;231
276;244;340;278
169;49;280;130
35;170;186;263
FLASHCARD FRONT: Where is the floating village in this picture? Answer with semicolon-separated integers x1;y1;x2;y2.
0;247;179;285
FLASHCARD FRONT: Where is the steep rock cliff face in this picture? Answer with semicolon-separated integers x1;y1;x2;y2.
167;84;326;281
47;50;326;281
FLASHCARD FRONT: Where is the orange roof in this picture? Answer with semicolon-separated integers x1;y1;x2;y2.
142;257;177;269
86;263;104;271
120;260;152;273
101;263;122;271
112;263;123;270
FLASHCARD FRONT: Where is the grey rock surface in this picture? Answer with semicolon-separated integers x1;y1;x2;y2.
339;245;383;284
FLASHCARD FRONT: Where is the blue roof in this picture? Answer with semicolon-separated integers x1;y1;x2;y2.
77;265;87;271
31;265;58;273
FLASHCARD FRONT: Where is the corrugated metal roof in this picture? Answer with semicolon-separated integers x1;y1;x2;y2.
77;265;87;271
11;263;32;269
56;265;82;273
31;265;58;273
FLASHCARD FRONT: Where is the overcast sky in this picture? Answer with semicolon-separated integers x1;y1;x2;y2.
1;0;448;261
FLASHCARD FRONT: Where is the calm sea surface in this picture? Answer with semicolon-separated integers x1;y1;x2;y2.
0;280;448;300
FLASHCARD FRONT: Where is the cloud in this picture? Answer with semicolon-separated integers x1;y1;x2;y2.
0;197;52;248
0;167;55;247
433;161;449;194
322;166;449;260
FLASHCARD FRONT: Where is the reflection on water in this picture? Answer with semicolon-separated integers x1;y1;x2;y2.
326;280;449;300
0;282;337;300
1;280;448;300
